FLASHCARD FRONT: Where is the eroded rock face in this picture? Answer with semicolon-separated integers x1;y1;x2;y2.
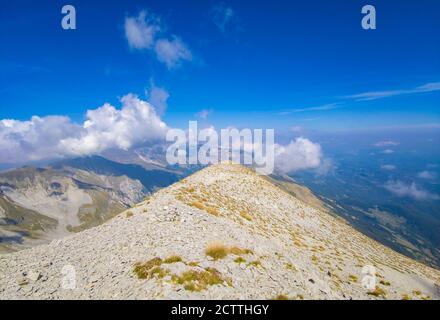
0;165;148;252
0;163;439;300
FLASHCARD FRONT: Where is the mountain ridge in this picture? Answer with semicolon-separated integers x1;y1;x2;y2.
0;163;439;299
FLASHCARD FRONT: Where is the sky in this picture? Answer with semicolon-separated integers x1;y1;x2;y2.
0;0;439;166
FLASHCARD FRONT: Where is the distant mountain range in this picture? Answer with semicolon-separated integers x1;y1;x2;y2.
0;156;180;253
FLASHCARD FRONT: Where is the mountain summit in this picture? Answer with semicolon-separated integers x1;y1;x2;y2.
1;163;439;299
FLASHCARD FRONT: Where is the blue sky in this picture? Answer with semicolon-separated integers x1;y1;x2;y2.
1;0;439;131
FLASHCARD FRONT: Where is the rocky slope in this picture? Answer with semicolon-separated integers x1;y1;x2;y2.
0;163;439;299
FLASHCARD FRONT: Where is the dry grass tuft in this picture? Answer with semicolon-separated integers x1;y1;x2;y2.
234;257;246;264
285;263;297;271
190;201;205;210
367;287;387;298
125;211;134;218
247;260;262;268
172;267;228;292
273;294;289;300
206;243;229;260
239;210;252;221
163;255;183;264
205;243;253;260
379;280;391;286
133;257;164;279
349;275;358;282
206;207;220;216
229;246;253;255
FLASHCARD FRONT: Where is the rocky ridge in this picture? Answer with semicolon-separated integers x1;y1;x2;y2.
0;163;439;300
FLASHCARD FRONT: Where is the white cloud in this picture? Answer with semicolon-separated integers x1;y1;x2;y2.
275;137;322;173
345;81;440;101
418;171;437;180
0;95;167;163
374;140;399;147
384;180;439;201
155;37;192;69
382;149;394;154
146;84;169;116
278;103;339;115
124;11;159;49
0;116;79;163
381;164;396;171
124;10;192;69
211;3;236;33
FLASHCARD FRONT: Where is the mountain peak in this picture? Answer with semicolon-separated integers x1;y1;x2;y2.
1;163;439;299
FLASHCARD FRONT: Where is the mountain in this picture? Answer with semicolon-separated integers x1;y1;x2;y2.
1;163;439;299
0;156;180;253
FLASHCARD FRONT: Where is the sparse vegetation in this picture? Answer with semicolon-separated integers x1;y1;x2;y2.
402;294;411;300
190;201;205;211
205;243;253;260
379;280;390;286
229;246;253;255
285;263;297;271
367;287;386;298
240;210;252;221
413;290;421;296
206;207;220;216
149;266;169;279
273;294;289;300
234;257;246;264
172;267;229;292
163;255;183;264
349;275;358;282
134;255;186;278
247;260;262;268
189;201;220;216
133;257;164;279
205;243;229;260
125;211;134;218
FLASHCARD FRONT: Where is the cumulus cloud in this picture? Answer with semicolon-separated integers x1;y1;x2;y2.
275;137;322;173
124;10;192;69
154;37;192;69
418;171;437;180
374;140;399;147
0;116;79;163
381;164;396;171
0;95;167;163
384;180;439;201
125;10;159;49
382;149;394;154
